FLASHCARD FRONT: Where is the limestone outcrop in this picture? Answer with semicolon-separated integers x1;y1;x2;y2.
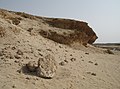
40;18;98;46
0;8;98;46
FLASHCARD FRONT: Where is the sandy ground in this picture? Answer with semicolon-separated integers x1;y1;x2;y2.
0;9;120;89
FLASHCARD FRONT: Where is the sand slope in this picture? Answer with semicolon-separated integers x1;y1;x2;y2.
0;9;120;89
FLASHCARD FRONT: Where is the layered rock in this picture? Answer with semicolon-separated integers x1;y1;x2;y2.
40;18;98;46
0;8;98;46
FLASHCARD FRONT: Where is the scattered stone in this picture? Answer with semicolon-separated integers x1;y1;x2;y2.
0;51;4;56
35;78;39;80
14;55;21;59
82;60;84;61
26;61;37;72
83;77;85;80
85;52;89;55
14;60;19;63
16;50;23;55
38;53;43;56
95;63;98;65
59;61;66;66
59;45;62;48
27;28;33;32
26;77;30;80
37;49;41;51
91;73;96;76
65;50;68;52
70;58;76;62
37;54;57;78
12;85;16;88
46;49;52;51
86;72;96;76
1;57;5;60
105;49;114;54
64;60;68;63
11;47;16;50
25;56;29;59
70;54;72;56
17;69;22;73
9;55;14;59
88;61;93;63
17;41;20;43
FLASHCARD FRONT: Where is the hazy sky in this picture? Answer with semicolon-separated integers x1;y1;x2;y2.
0;0;120;43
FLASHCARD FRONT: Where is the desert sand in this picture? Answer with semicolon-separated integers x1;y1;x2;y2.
0;9;120;89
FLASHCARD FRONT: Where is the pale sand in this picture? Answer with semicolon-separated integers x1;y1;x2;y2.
0;9;120;89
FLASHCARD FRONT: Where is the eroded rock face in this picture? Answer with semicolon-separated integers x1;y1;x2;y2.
37;55;57;78
41;18;98;45
0;8;98;46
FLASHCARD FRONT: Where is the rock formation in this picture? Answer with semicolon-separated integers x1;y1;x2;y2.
44;18;98;45
37;55;57;78
0;8;97;46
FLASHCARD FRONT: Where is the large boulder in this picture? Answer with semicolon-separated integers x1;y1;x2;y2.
36;55;57;78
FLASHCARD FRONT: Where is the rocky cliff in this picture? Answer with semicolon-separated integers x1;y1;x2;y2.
0;8;98;46
44;18;98;45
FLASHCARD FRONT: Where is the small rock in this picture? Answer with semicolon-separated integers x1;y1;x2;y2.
0;51;4;56
12;85;16;88
9;55;14;59
25;56;29;59
35;78;39;80
14;55;21;59
16;50;23;55
37;49;41;51
70;58;76;62
17;69;21;73
64;60;68;63
27;28;33;32
91;73;96;76
65;50;68;52
37;54;57;78
1;57;4;59
38;53;43;56
85;52;89;55
11;47;16;50
59;61;66;66
105;49;114;54
17;41;20;43
88;61;93;63
95;63;98;65
26;61;37;72
14;60;19;63
59;45;62;48
46;49;52;51
26;77;30;80
82;60;84;61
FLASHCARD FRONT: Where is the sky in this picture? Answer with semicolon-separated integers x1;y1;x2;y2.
0;0;120;43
